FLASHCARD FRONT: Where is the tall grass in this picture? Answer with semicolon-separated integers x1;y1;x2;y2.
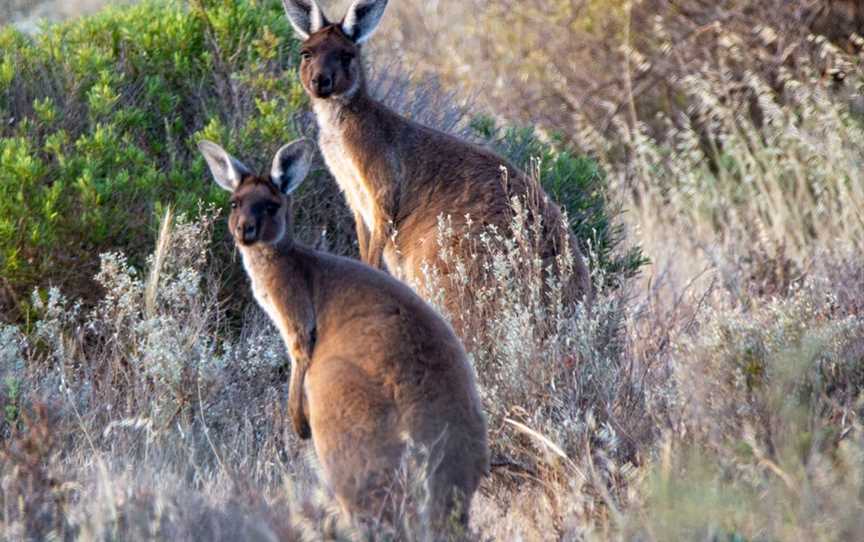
602;24;864;295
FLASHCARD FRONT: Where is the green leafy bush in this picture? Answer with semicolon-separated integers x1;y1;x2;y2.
0;0;313;321
0;0;641;322
471;116;647;281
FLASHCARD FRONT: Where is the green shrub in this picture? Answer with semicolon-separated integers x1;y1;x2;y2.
471;115;647;281
0;0;312;321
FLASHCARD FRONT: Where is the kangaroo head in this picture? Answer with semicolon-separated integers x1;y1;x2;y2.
282;0;388;100
199;139;314;247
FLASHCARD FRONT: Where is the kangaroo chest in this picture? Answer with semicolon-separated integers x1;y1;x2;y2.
241;256;299;355
251;278;281;328
315;105;378;233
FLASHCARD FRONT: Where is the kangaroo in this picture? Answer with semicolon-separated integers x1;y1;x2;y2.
282;0;591;331
198;139;489;529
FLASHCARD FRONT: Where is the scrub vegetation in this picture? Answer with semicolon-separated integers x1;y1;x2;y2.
1;0;862;540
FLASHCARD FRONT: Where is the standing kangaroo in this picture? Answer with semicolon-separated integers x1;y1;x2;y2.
282;0;591;330
198;139;489;529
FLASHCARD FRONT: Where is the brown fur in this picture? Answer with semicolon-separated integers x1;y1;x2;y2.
202;140;489;529
289;3;592;331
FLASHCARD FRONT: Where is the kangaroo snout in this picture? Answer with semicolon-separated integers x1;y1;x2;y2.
239;222;257;245
312;73;333;97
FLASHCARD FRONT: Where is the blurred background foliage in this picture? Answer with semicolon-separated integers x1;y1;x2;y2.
380;0;864;300
381;0;864;143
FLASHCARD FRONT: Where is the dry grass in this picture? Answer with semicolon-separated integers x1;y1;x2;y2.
5;184;857;540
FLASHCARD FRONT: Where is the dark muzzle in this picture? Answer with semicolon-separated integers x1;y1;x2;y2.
241;223;257;244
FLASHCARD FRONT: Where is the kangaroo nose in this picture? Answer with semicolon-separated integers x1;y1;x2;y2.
314;74;332;95
241;223;257;244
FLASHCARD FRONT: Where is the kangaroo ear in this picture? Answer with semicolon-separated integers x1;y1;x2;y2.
282;0;329;40
341;0;388;44
198;140;252;192
271;139;314;195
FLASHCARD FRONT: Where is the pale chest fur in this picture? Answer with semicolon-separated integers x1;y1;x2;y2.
241;253;298;355
314;102;378;233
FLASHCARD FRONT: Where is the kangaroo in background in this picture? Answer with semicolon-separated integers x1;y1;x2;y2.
198;139;489;529
282;0;592;330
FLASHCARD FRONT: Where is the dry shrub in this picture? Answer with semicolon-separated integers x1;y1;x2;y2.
609;21;864;266
0;402;76;540
1;154;860;542
0;208;317;539
620;251;864;541
377;0;629;137
677;270;863;455
415;185;659;537
5;206;854;540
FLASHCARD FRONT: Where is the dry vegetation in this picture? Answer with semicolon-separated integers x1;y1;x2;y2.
2;0;864;540
375;0;864;539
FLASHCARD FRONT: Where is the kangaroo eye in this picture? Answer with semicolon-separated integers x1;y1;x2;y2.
266;203;280;215
230;201;239;210
300;50;312;61
340;52;354;66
